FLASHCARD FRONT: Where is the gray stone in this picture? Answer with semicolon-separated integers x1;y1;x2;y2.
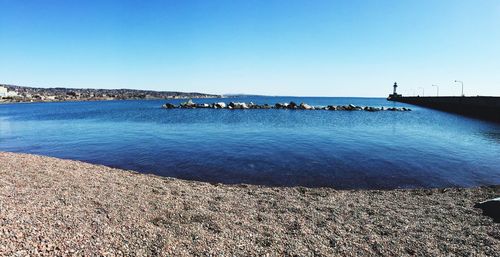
162;103;176;109
214;102;226;109
180;99;196;108
299;103;314;110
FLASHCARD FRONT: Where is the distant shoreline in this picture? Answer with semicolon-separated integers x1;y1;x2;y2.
0;96;221;105
0;151;498;255
0;83;221;104
0;95;394;105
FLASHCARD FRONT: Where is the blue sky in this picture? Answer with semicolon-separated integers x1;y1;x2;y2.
0;0;499;96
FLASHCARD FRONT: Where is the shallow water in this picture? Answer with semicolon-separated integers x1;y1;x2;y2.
1;97;499;189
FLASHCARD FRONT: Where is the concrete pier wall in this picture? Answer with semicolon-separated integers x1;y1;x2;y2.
387;96;500;122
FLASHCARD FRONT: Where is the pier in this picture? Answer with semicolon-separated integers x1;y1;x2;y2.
387;83;500;122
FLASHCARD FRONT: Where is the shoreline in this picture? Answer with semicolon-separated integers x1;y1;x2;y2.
1;151;498;255
0;96;222;105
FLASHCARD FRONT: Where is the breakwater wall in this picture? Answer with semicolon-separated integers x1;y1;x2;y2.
162;100;411;112
387;96;500;122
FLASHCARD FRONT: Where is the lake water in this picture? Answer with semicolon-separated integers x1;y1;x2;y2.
1;97;499;189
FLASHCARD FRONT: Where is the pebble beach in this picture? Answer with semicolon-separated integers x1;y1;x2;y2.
0;152;498;256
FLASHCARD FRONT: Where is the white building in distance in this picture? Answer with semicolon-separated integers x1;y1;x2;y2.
0;86;18;97
0;86;7;97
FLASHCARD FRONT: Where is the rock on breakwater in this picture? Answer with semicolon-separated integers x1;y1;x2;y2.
162;100;411;112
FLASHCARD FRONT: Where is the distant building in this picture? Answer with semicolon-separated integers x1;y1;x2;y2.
0;86;7;97
0;86;18;98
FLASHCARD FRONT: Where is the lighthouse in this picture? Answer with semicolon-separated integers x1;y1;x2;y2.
388;82;402;99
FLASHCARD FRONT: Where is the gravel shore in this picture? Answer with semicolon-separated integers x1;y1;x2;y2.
0;152;498;256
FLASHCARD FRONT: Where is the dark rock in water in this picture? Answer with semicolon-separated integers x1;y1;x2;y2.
214;102;226;109
364;106;381;112
275;103;288;109
196;103;210;108
180;99;196;108
228;102;248;109
474;197;500;223
343;104;358;111
236;102;248;109
162;103;176;109
288;101;298;109
327;105;336;110
299;103;314;110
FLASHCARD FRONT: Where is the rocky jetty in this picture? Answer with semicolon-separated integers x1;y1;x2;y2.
162;100;411;112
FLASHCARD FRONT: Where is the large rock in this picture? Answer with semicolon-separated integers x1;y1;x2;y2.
196;103;210;108
299;103;314;110
180;99;196;108
214;102;226;109
364;106;380;112
345;104;361;111
475;197;500;223
162;103;176;109
288;101;298;109
247;102;258;109
343;105;353;111
275;103;288;109
229;102;248;109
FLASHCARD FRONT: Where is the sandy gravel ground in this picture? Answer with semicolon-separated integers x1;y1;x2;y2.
0;152;498;256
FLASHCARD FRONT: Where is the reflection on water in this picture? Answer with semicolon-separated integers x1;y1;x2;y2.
482;131;500;143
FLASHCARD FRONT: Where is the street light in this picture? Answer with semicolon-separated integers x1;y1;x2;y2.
418;87;425;96
432;84;439;96
454;80;464;97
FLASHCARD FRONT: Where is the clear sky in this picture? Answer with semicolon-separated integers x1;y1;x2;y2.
1;0;499;96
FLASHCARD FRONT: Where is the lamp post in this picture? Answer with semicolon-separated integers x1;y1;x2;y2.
418;87;425;97
432;84;439;96
454;80;464;97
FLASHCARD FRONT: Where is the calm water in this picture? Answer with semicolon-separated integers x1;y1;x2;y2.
1;97;499;189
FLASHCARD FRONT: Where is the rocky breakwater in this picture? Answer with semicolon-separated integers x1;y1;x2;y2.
162;100;411;112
